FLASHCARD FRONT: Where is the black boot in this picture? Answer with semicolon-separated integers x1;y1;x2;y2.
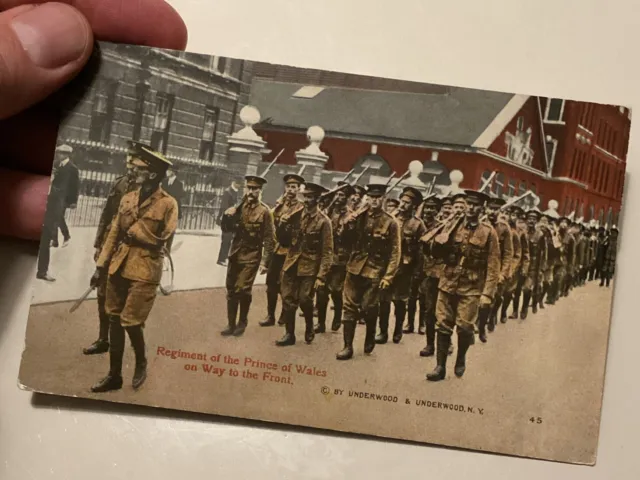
477;306;490;343
126;325;147;389
417;295;426;335
275;309;296;346
454;330;473;378
375;301;390;344
500;293;510;323
336;322;355;360
393;301;406;344
426;333;450;382
539;284;548;309
404;297;416;334
364;312;377;354
509;293;520;319
83;295;110;355
233;295;251;336
221;296;238;336
521;291;531;320
420;307;436;357
277;310;286;325
315;290;328;334
303;304;315;344
91;317;124;392
531;289;538;314
330;292;342;332
259;290;278;326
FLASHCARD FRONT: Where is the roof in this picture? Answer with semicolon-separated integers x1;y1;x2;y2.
249;79;516;147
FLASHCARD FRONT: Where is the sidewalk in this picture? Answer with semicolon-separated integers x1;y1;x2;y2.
31;226;267;305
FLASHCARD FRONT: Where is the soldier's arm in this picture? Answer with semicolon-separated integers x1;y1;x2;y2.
382;220;401;285
96;209;122;269
128;198;178;247
93;178;123;248
500;226;514;280
261;208;276;269
482;228;501;300
317;218;334;283
521;235;530;274
511;234;522;277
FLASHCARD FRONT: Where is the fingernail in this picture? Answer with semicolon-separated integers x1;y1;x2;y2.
10;3;89;69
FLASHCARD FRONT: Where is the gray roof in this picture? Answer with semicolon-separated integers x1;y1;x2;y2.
249;79;515;147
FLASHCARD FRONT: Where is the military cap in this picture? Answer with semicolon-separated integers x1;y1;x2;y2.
451;191;467;204
352;185;366;197
336;180;356;196
303;182;328;196
400;186;423;205
463;189;490;205
486;194;506;208
423;194;442;208
526;207;543;220
283;173;305;185
128;143;173;171
55;143;73;154
385;197;400;207
510;205;525;216
366;184;388;197
245;175;268;188
439;195;453;206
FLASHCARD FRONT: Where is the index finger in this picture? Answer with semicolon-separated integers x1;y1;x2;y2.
0;0;188;49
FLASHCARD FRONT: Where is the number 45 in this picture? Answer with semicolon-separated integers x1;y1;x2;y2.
529;417;543;424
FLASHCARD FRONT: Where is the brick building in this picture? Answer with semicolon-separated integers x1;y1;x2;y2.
248;65;629;226
58;42;253;230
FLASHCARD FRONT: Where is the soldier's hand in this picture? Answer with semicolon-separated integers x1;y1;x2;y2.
0;1;187;242
259;265;268;275
89;268;103;288
93;247;101;263
480;294;492;306
225;207;237;216
314;279;325;290
379;279;391;290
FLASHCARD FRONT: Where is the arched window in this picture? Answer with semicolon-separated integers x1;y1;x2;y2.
588;205;595;221
606;207;613;227
495;172;505;197
518;181;527;196
598;208;604;225
507;178;516;198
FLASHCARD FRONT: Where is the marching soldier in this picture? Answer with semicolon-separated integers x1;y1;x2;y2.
600;226;618;287
538;213;559;307
349;185;366;211
504;206;528;321
384;197;400;215
220;175;275;337
83;142;138;356
557;216;576;298
336;184;401;360
482;196;513;335
594;226;607;280
260;174;304;327
587;226;599;281
315;183;355;333
376;187;426;344
426;190;500;381
521;208;546;318
276;182;333;346
574;223;587;286
90;144;178;393
417;195;444;356
438;196;454;221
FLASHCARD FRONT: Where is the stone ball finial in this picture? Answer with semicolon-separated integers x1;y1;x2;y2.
548;199;559;210
408;160;423;176
301;126;326;155
450;169;464;185
240;105;260;127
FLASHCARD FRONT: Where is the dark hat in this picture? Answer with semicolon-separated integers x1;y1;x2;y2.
400;186;423;205
245;175;268;188
127;140;152;155
463;189;490;205
510;205;525;216
283;173;305;185
385;197;400;207
128;142;173;171
440;195;453;206
526;207;543;220
336;180;355;196
366;184;388;197
303;182;328;196
451;191;467;204
352;185;366;197
486;194;506;208
55;143;73;154
423;194;442;208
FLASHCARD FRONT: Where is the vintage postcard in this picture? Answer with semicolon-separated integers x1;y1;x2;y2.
19;41;628;465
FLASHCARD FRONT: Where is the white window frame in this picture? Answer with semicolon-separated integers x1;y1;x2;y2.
545;136;559;172
544;98;566;123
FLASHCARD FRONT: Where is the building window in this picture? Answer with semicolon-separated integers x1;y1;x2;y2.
578;202;584;219
494;172;505;197
545;137;558;169
545;98;565;122
479;170;493;192
518;181;527;196
89;81;117;143
507;178;516;198
516;116;524;130
210;56;229;75
505;123;534;166
151;92;174;154
199;107;219;161
598;208;604;225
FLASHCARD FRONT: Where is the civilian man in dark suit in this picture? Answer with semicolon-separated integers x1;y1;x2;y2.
161;167;185;252
217;177;241;266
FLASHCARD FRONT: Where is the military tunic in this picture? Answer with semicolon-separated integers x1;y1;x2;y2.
433;219;500;335
280;208;333;312
324;204;353;293
267;197;302;295
342;209;401;323
222;200;275;298
505;226;523;293
524;227;546;292
386;214;427;302
96;187;178;327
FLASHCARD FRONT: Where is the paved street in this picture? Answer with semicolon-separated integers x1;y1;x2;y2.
20;279;614;464
32;226;266;304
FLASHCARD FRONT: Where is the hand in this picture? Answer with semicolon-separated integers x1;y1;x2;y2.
93;247;101;262
259;265;268;275
480;294;492;307
379;279;391;290
89;267;103;287
225;207;237;216
314;279;325;290
0;1;187;241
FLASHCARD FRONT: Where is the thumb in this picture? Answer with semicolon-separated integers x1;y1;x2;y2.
0;2;92;120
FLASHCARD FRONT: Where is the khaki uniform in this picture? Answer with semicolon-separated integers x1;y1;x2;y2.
489;220;513;325
280;208;333;312
267;197;302;304
342;209;400;323
418;218;445;349
96;187;178;327
434;220;500;335
557;231;576;296
524;228;546;292
505;226;523;293
223;201;275;298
